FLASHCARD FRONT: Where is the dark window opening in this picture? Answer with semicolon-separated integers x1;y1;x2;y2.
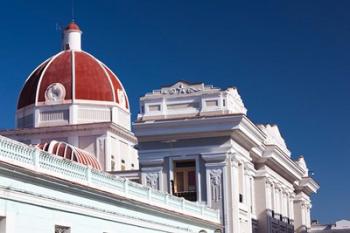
173;160;197;201
239;194;243;203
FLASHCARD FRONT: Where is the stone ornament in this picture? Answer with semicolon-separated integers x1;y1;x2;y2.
98;138;105;157
161;83;200;95
146;173;159;190
45;83;66;102
55;226;70;233
117;89;126;107
210;169;222;202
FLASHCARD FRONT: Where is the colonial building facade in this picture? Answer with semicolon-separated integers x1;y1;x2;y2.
0;21;319;233
134;81;319;233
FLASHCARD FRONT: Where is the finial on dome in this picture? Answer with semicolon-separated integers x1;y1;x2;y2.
62;22;82;51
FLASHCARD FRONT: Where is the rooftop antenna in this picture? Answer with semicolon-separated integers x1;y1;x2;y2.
71;0;75;22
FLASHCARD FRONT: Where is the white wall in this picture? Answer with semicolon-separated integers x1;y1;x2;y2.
0;170;219;233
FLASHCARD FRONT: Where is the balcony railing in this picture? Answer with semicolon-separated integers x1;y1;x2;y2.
174;191;197;201
0;135;220;223
268;210;294;233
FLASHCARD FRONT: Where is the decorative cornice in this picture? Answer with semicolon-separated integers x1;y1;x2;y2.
201;151;228;163
258;145;304;183
1;122;137;144
295;177;320;195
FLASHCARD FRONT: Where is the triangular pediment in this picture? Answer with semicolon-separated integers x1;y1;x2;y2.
157;81;219;95
258;124;290;156
159;81;204;95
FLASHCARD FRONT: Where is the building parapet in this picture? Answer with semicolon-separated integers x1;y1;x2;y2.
0;135;220;224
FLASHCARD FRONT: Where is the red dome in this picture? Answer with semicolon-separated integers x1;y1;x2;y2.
36;140;102;170
17;50;129;110
65;22;80;31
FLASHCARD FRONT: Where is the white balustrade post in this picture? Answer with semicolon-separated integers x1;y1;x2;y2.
148;187;152;200
124;179;129;194
165;194;169;204
32;149;40;170
85;166;92;185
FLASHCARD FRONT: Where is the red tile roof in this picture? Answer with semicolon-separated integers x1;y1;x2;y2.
36;140;102;170
17;51;128;110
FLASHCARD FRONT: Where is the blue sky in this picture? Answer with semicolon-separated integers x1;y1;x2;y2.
0;0;349;223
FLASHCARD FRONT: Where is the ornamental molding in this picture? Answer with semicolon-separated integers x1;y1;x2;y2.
210;169;222;202
145;172;159;190
226;151;246;167
97;137;106;166
201;151;228;163
161;83;201;95
45;83;66;103
117;89;126;107
55;226;70;233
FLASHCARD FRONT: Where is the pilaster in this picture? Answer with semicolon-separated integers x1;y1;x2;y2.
229;153;240;233
203;151;228;232
141;166;163;190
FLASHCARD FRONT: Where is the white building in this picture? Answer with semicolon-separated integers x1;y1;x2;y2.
0;135;220;233
0;21;320;233
311;220;350;233
2;22;138;172
134;81;319;233
0;21;221;233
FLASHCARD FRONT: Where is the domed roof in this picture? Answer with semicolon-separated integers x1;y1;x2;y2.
36;140;102;170
65;22;80;31
17;22;128;110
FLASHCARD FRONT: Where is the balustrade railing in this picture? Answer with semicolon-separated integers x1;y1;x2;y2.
0;135;220;223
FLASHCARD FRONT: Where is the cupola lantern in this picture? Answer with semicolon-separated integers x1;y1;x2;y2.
62;22;82;51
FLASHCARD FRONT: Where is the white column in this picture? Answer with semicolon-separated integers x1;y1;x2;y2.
69;104;78;124
244;172;252;206
289;194;295;221
282;192;287;220
278;188;282;216
105;135;111;171
251;177;256;215
280;191;284;218
306;205;309;227
195;155;202;202
204;158;227;230
230;156;240;233
273;185;279;216
34;108;40;127
266;181;272;210
307;205;312;229
286;194;291;220
244;166;253;233
222;163;232;232
301;204;306;226
111;107;118;123
243;166;250;206
238;162;245;203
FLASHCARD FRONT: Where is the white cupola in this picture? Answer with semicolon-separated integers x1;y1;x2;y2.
62;22;82;51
